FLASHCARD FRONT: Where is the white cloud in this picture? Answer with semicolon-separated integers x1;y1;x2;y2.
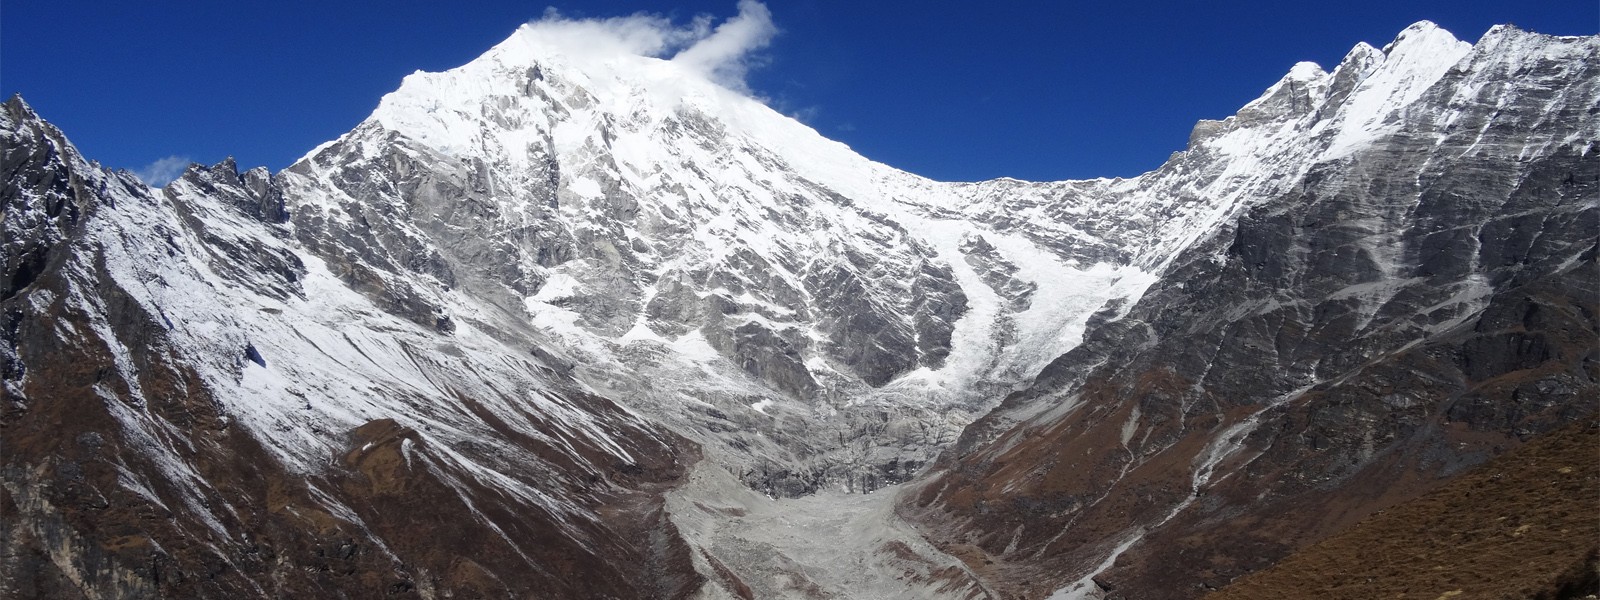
524;8;696;59
670;0;777;92
524;1;777;92
134;155;190;187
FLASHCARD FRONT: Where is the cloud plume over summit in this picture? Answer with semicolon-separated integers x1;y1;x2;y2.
670;1;777;92
524;1;776;92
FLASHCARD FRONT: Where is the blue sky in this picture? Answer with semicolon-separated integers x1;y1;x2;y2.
3;1;1592;184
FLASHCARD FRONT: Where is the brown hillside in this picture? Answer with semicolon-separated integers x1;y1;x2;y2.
1209;419;1600;600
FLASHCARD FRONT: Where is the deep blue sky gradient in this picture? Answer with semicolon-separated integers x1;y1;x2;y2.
3;1;1593;182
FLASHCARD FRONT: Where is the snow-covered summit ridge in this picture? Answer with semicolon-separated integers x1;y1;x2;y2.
1320;20;1473;157
354;0;896;211
359;15;1496;183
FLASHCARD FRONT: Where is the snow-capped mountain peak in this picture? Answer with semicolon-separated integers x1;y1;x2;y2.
6;16;1595;600
280;9;1166;500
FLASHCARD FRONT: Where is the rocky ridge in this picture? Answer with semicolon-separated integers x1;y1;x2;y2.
903;22;1599;600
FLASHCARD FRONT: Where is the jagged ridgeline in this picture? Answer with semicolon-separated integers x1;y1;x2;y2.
3;16;1596;600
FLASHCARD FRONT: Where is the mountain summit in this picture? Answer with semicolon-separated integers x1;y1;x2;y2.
3;16;1596;600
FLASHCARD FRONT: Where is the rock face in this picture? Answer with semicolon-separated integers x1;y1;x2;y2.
903;23;1600;599
2;16;1596;600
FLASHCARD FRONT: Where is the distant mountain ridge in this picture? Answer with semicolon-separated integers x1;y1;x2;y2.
3;17;1596;600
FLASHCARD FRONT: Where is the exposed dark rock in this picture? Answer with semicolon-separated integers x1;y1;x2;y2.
242;344;265;367
906;24;1600;600
960;234;1036;312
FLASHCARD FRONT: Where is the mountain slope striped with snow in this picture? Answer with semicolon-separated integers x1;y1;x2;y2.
3;11;1595;599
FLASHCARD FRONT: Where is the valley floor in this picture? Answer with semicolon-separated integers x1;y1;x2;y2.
667;460;994;599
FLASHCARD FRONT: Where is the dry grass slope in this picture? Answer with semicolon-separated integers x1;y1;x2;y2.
1209;419;1600;600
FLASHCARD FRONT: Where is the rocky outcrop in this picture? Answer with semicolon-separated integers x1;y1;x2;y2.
1;95;95;304
960;235;1035;312
905;24;1600;600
